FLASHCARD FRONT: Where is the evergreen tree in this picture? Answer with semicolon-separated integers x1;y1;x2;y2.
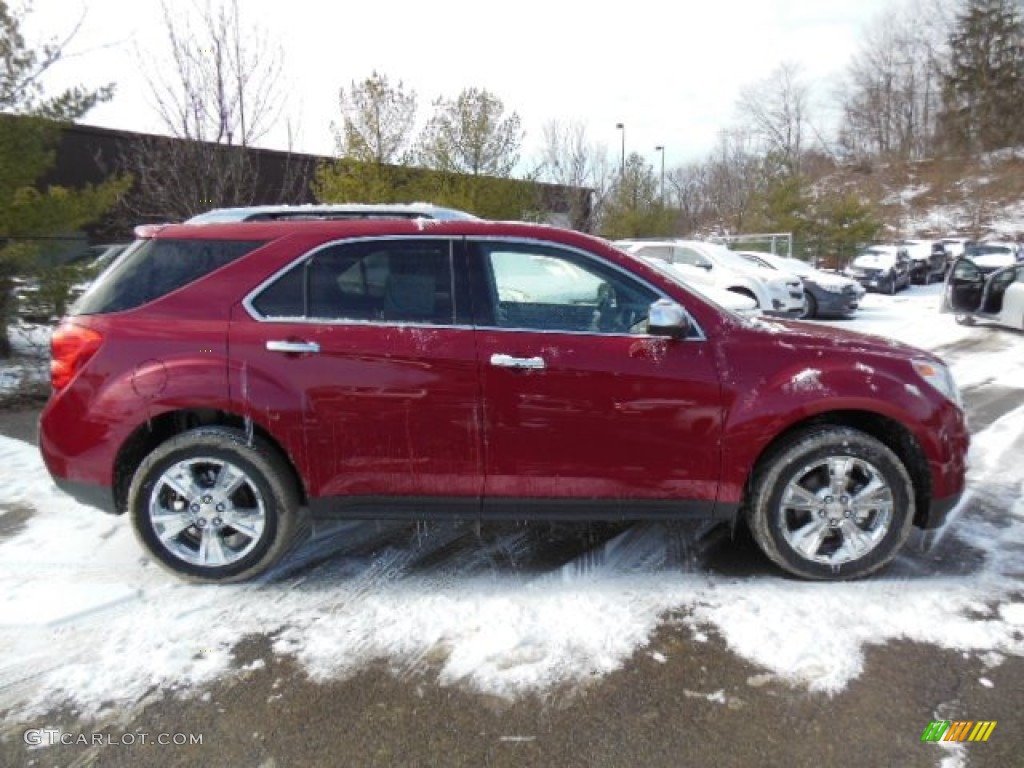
939;0;1024;152
0;1;129;357
599;153;673;239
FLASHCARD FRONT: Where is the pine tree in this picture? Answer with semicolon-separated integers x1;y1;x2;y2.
0;0;129;357
939;0;1024;152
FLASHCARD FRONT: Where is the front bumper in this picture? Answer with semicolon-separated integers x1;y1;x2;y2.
765;286;806;316
813;288;860;317
848;272;892;292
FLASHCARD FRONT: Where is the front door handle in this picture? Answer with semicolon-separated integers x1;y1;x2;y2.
266;340;320;354
490;353;546;370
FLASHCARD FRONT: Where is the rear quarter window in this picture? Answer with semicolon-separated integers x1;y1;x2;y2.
72;239;266;315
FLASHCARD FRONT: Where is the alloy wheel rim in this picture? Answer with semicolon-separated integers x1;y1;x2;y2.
778;455;893;565
148;457;267;568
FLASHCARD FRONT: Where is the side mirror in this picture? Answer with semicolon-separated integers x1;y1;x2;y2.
647;299;690;339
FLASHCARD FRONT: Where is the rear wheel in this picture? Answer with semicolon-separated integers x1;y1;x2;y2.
747;427;915;580
129;427;307;582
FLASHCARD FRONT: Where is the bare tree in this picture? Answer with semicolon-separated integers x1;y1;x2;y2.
666;162;711;235
333;71;417;165
314;71;420;206
837;0;954;161
736;61;810;176
120;0;304;221
418;87;523;177
539;119;609;230
702;128;766;234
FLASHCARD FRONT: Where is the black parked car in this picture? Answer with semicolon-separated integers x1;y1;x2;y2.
844;246;912;294
899;239;947;285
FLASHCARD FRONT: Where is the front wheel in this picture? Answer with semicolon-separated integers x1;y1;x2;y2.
746;427;915;580
798;293;818;319
129;427;306;582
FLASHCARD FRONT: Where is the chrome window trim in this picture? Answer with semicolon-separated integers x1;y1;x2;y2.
242;234;706;341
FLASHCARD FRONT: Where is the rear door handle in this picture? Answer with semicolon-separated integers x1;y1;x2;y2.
490;353;545;370
266;340;320;354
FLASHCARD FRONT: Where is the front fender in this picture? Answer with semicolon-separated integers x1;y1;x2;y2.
716;358;942;504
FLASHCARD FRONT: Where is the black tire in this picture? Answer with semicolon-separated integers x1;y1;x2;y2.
887;276;896;295
746;426;915;580
798;293;818;319
129;426;307;583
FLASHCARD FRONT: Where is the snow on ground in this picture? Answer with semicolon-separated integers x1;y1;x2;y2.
0;323;50;395
0;284;1022;725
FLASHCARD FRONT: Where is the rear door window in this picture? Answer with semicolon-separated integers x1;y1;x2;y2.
73;239;266;315
250;239;456;325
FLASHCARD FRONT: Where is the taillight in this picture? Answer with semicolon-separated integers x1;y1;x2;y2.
51;322;103;390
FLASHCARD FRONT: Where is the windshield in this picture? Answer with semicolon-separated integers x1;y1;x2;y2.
966;244;1012;257
714;245;767;271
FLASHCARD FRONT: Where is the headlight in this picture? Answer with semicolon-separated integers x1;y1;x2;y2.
912;359;962;407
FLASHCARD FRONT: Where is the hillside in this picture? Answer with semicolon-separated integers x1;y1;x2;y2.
825;151;1024;241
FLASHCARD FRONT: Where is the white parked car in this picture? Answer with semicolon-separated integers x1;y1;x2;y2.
614;239;805;316
637;256;760;316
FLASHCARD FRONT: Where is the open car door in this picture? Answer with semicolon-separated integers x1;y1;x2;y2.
942;258;985;320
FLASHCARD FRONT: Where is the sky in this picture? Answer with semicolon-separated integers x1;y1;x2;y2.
22;0;899;173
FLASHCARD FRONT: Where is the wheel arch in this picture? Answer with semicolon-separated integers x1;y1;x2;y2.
113;408;307;515
726;282;763;307
741;409;933;528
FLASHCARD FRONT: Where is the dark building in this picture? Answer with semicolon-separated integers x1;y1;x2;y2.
18;118;591;241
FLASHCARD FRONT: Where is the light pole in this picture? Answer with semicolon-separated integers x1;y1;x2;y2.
654;145;665;204
615;123;625;178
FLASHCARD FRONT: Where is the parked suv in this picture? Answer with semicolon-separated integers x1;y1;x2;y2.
897;239;947;285
40;218;968;583
845;245;912;294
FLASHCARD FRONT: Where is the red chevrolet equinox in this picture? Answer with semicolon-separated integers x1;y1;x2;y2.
39;211;969;582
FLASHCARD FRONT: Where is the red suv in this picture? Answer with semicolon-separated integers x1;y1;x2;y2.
39;215;969;582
